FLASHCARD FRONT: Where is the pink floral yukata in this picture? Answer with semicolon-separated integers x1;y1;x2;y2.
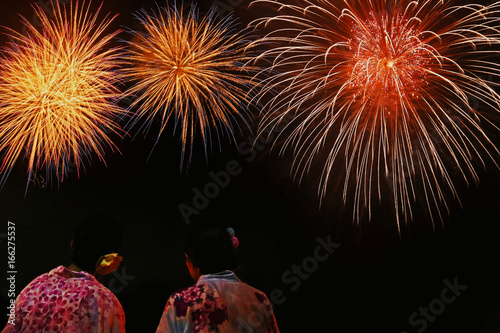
2;266;125;333
156;270;279;333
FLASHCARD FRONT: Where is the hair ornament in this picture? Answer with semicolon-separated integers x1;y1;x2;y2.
95;253;123;275
226;227;239;249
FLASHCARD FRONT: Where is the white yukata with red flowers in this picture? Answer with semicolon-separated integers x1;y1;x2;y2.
2;266;125;333
156;270;279;333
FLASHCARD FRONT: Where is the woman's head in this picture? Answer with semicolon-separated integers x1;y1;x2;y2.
71;214;122;274
184;219;237;276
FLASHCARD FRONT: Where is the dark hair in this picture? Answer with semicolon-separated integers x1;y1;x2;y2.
71;214;122;273
185;219;237;274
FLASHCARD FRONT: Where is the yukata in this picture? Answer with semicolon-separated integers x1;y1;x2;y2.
156;270;279;333
2;266;125;333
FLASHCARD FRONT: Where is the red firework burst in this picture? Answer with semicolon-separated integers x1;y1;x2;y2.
250;0;500;231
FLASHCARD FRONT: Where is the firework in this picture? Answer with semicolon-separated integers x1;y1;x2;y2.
122;3;256;166
250;0;500;231
0;0;125;187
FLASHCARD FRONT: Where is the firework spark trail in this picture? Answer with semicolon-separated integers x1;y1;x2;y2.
122;3;256;167
0;0;126;188
249;0;500;231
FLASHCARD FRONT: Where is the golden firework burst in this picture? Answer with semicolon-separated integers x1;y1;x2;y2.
122;3;256;166
0;0;126;187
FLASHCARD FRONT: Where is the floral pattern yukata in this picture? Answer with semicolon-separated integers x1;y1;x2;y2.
156;270;279;333
2;266;125;333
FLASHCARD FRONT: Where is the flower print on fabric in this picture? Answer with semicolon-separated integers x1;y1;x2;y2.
2;266;125;333
156;271;279;333
166;284;228;333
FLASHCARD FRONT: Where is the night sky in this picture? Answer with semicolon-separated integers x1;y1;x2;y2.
1;0;500;332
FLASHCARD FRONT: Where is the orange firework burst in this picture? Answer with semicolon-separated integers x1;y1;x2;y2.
0;1;125;187
250;0;500;231
122;4;255;166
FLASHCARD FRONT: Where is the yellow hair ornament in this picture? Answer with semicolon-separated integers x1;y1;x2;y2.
95;253;123;275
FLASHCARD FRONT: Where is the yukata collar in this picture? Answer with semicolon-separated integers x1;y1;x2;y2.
50;265;97;281
198;270;239;283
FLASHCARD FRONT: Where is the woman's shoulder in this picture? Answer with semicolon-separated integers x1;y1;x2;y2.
169;282;208;303
44;266;120;303
164;282;228;328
